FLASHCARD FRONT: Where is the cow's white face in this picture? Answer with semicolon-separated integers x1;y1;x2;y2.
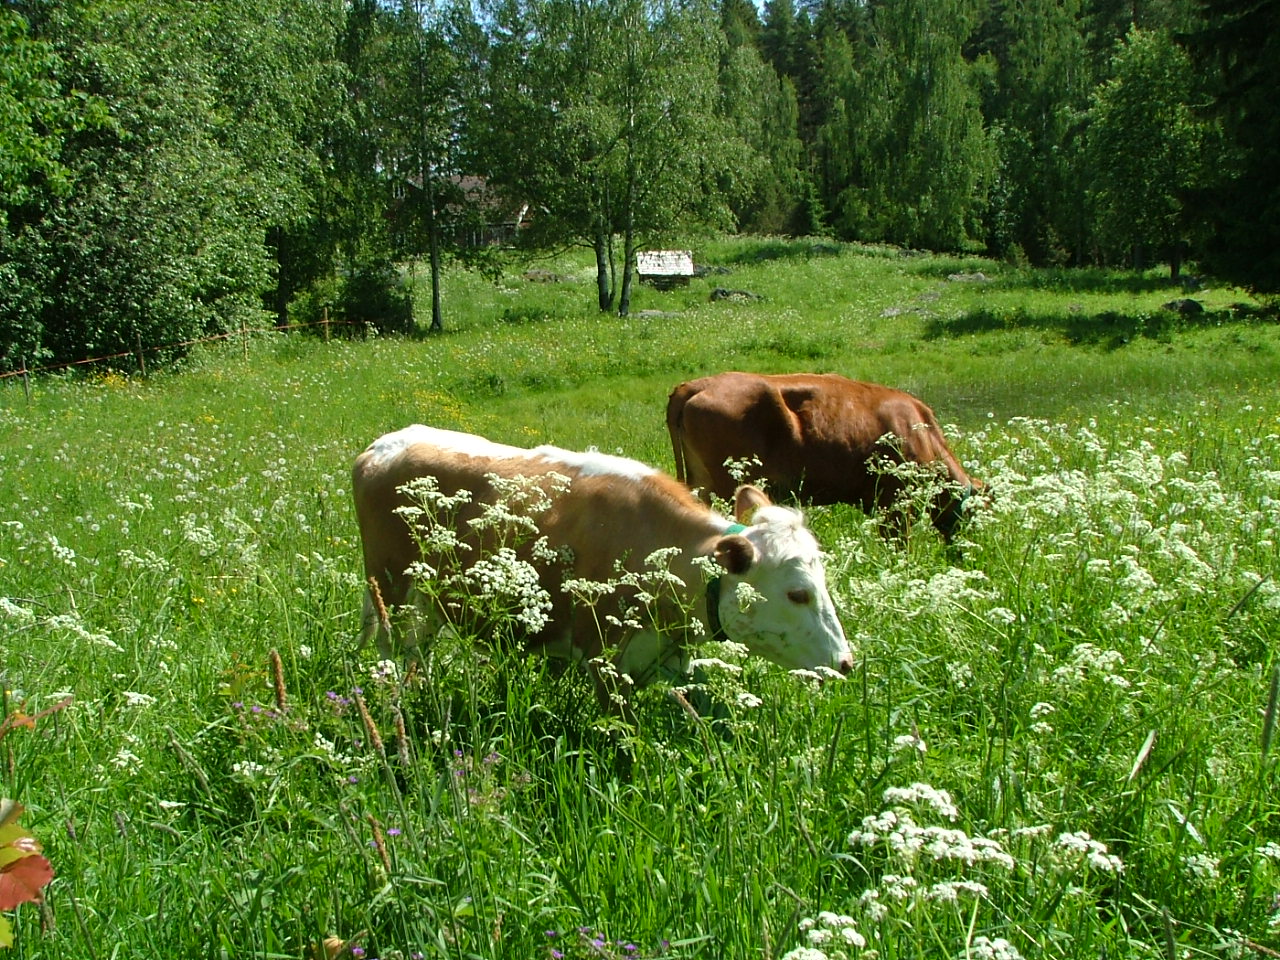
714;506;852;675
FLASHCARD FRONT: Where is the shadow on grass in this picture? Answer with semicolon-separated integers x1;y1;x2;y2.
906;263;1209;297
721;238;851;264
923;302;1273;349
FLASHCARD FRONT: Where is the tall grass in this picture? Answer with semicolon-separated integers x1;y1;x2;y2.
1;239;1277;959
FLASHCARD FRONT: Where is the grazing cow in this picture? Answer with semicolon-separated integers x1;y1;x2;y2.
352;425;851;707
667;372;981;541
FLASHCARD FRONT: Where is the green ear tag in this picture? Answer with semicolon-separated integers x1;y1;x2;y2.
725;522;749;535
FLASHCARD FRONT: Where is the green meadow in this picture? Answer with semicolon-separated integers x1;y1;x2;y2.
1;237;1278;960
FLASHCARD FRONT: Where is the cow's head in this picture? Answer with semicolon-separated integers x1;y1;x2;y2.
711;486;852;676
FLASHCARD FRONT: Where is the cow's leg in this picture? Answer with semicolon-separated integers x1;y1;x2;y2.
359;579;444;662
358;588;392;658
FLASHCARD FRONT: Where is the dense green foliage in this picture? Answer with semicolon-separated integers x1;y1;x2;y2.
1;0;1278;370
1;240;1278;959
1183;0;1280;295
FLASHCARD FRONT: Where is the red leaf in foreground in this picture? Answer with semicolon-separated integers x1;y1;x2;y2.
0;854;53;910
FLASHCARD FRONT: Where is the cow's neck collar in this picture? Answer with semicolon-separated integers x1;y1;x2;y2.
705;522;748;643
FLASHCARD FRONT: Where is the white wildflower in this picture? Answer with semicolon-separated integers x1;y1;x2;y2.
891;733;928;755
1010;824;1054;839
986;606;1017;625
370;659;399;684
0;598;35;623
883;783;958;819
120;691;156;707
859;888;888;922
781;949;829;960
111;748;143;773
970;936;1023;960
1054;831;1124;874
926;880;988;902
1182;853;1220;884
45;532;77;567
232;759;269;782
794;911;865;955
734;580;766;611
880;874;920;900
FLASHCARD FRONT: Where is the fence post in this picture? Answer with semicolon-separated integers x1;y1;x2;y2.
22;358;31;403
134;332;147;378
322;307;330;342
242;316;249;361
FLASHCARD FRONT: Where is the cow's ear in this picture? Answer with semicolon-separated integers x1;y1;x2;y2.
715;534;755;576
733;485;772;524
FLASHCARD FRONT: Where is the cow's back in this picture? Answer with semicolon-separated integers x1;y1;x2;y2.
667;371;976;521
668;372;807;500
352;430;516;614
353;425;718;662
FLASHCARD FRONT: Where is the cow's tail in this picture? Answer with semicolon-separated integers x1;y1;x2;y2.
666;383;696;484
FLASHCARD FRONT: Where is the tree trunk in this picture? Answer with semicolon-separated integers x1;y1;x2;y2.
617;128;638;317
619;233;636;317
595;227;613;312
427;173;443;331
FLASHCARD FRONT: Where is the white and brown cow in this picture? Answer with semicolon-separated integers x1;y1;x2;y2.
352;425;851;705
667;372;982;541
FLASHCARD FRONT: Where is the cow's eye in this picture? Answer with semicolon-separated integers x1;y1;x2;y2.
787;589;812;605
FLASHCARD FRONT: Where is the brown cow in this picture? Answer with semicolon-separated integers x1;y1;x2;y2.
352;425;852;708
667;372;981;541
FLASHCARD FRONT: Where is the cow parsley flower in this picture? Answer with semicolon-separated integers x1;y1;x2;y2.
734;580;766;611
232;759;270;782
461;548;552;632
1182;853;1220;884
370;659;399;684
790;669;824;684
883;783;958;819
111;748;143;773
892;732;928;755
0;598;35;624
780;949;828;960
879;874;920;900
792;910;865;957
970;936;1023;960
926;880;988;902
1053;831;1124;874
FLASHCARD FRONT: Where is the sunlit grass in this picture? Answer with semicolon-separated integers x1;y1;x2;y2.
1;238;1278;959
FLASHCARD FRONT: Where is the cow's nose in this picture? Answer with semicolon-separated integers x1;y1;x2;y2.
837;654;853;676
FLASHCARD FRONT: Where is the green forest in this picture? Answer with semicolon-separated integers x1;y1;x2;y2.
1;0;1276;370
